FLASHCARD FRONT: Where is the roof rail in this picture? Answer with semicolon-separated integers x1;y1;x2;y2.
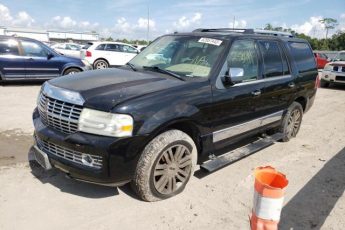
192;28;294;37
253;29;294;37
193;28;254;34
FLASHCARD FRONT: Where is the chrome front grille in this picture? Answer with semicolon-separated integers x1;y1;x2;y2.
38;93;83;134
35;135;103;169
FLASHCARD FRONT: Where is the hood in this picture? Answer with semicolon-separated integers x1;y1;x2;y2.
329;61;345;66
48;68;185;111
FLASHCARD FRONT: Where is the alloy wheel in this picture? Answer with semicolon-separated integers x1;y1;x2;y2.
286;109;302;137
153;144;192;195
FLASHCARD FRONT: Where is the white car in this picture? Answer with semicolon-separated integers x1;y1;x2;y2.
81;42;139;69
321;51;345;87
51;43;82;58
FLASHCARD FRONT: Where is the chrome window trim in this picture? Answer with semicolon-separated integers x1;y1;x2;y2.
231;75;292;87
213;110;283;143
42;82;85;105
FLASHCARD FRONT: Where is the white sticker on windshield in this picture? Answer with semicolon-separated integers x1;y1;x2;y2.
198;38;223;46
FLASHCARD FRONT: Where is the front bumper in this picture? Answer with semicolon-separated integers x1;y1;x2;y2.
32;108;148;186
321;70;345;84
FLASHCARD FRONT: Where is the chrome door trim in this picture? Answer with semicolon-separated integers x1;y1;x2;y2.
26;74;60;78
3;67;59;71
213;110;283;143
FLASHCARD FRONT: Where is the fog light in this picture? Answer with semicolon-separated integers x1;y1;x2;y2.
81;154;94;166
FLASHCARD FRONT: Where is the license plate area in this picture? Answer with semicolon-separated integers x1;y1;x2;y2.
33;145;52;170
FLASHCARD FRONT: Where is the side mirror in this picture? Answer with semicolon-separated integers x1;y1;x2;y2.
47;53;54;59
221;67;244;86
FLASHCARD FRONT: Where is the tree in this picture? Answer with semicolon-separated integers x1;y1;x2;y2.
319;18;338;39
264;23;274;30
105;36;114;41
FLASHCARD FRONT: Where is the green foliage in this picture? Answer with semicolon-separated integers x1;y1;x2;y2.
262;22;344;51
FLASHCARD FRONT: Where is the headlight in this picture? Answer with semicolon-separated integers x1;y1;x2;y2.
78;108;133;137
323;64;332;71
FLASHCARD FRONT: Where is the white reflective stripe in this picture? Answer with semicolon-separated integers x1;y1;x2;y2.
253;191;284;221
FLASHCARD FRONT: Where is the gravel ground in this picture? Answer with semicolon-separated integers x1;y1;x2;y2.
0;83;344;230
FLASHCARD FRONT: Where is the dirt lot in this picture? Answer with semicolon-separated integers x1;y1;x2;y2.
0;83;344;230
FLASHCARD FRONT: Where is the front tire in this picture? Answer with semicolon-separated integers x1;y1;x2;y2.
63;68;81;75
131;130;197;202
280;102;303;142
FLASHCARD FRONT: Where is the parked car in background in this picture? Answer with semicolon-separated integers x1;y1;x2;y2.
81;41;139;69
0;36;92;82
51;43;82;58
314;52;329;69
320;51;345;87
133;45;147;52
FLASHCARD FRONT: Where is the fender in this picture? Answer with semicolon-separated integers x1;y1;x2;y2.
136;103;200;136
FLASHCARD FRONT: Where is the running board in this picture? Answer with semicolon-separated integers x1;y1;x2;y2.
200;133;283;172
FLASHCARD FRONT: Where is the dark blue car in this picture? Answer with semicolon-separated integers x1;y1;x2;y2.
0;36;92;82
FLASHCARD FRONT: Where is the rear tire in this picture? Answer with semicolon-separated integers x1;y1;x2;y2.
63;68;81;75
93;59;109;69
131;129;197;202
320;80;330;88
280;102;303;142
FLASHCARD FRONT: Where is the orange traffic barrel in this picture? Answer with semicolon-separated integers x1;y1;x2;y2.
250;166;289;230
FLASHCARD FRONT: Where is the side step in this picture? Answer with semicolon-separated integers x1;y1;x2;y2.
200;133;283;172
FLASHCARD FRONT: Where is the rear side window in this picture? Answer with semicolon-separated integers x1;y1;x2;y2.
105;44;120;51
95;44;106;50
288;42;316;73
0;39;19;55
259;41;289;77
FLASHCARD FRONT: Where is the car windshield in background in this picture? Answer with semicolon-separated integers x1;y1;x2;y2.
335;52;345;61
129;35;226;78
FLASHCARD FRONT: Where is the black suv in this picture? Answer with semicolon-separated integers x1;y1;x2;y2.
0;36;92;82
31;29;317;201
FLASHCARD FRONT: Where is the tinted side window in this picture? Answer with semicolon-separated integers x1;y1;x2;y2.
259;41;287;77
105;44;120;51
288;42;316;73
95;44;106;50
22;41;48;57
0;39;19;55
226;40;258;82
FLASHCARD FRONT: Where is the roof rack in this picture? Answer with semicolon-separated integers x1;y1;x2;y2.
192;28;294;38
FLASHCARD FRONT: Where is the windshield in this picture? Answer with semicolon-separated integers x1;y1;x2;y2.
335;52;345;61
129;35;227;78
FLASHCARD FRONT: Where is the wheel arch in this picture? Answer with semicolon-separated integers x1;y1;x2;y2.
294;96;307;112
62;66;83;75
93;58;109;67
149;119;203;159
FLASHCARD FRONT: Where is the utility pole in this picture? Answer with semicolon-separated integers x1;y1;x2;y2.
147;4;150;44
233;16;235;29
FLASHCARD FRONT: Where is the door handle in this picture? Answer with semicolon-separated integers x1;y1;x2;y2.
288;82;296;88
251;90;261;97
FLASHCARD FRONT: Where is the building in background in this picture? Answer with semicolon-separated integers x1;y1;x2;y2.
0;26;99;44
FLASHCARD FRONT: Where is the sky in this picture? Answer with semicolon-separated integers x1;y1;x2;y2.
0;0;344;40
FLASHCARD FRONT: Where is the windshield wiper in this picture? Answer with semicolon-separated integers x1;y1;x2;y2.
142;66;185;81
126;62;137;71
